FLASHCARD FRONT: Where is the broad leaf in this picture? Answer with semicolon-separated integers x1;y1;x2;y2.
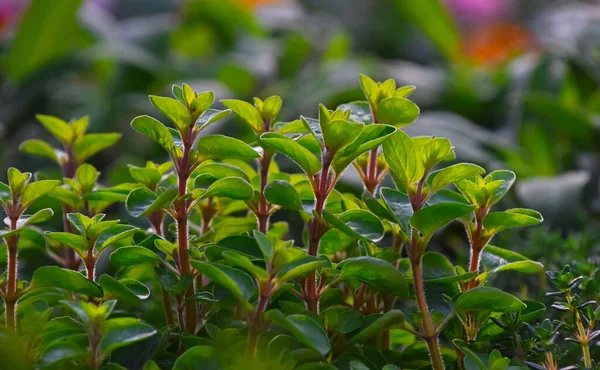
31;266;103;297
321;120;363;153
189;260;255;306
410;203;475;240
46;232;88;255
196;135;260;162
149;95;192;131
382;130;423;189
173;346;220;370
20;180;61;209
323;209;384;242
455;287;526;313
264;180;303;210
99;317;156;354
35;115;73;144
265;310;331;356
339;257;408;297
422;252;475;283
195;177;253;200
19;139;60;163
110;246;160;266
482;209;543;235
126;187;177;218
222;99;263;132
348;310;405;345
131;115;175;153
428;163;485;195
376;97;419;127
74;133;121;163
381;187;413;235
260;133;322;175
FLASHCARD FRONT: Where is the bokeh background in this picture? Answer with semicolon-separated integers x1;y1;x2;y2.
1;0;600;338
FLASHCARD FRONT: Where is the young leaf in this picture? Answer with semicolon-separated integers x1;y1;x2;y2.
17;208;54;227
36;114;73;144
46;232;88;255
149;95;192;131
427;163;485;195
253;230;273;263
422;252;475;283
264;180;303;210
410;203;475;240
196;177;254;200
75;164;99;194
332;124;396;173
381;187;413;235
99;275;151;301
19;139;60;163
275;256;326;284
262;96;283;121
195;108;231;132
222;99;263;132
31;266;103;297
73;133;121;163
359;74;379;108
8;167;31;196
131;115;175;153
376;97;420;127
455;287;527;313
485;170;516;206
259;133;322;175
481;245;544;275
321;120;364;153
382;130;423;189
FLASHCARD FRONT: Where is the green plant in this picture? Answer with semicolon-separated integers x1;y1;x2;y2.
0;75;553;370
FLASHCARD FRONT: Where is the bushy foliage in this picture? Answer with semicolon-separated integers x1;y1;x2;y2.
0;74;595;370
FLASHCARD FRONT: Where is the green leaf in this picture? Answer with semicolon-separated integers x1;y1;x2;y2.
348;310;405;345
46;232;88;255
428;163;485;195
339;257;408;297
31;266;103;297
39;341;88;368
195;162;248;182
338;101;373;123
99;317;156;354
253;230;273;263
422;252;475;283
189;260;255;307
222;99;263;132
131;115;175;153
47;185;83;209
381;187;413;235
95;225;138;251
15;208;53;228
376;98;419;127
99;275;151;300
191;91;215;118
456;287;527;313
361;191;396;222
323;209;384;242
126;187;177;218
20;180;61;209
196;135;260;162
276;256;326;284
332;124;396;173
149;95;192;131
8;167;31;196
195;177;254;200
35;115;73;144
262;96;283;121
110;246;160;266
481;245;544;275
19;139;60;163
264;180;303;210
173;346;220;370
73;133;121;163
484;170;515;206
421;137;453;170
259;133;322;175
265;310;331;356
410;202;475;240
300;116;324;148
75;164;99;194
483;209;543;235
382;130;423;189
221;250;269;280
0;182;11;202
359;74;379;108
195;108;231;132
452;340;487;370
321;120;364;153
4;0;83;81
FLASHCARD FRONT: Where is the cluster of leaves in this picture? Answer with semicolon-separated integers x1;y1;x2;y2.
0;75;568;370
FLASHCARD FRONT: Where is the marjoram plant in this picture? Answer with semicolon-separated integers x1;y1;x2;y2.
1;75;565;370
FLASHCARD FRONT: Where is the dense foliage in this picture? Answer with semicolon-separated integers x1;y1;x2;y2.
0;74;597;370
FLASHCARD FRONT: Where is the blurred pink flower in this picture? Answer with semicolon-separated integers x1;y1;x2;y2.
444;0;513;24
0;0;28;32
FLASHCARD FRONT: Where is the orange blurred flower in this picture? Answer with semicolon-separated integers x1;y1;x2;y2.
462;22;533;67
237;0;280;8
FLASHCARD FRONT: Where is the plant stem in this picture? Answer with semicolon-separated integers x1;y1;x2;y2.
5;216;19;330
151;217;174;326
246;279;272;357
257;153;272;233
412;260;445;370
365;148;379;194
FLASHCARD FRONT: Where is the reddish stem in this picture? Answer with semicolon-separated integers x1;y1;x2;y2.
246;279;272;357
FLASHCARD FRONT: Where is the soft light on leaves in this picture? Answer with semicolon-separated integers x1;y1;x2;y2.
260;133;322;175
422;252;475;283
46;232;88;255
75;164;99;194
410;203;475;240
149;95;192;131
321;120;364;153
262;95;283;121
275;256;326;284
483;208;543;235
264;180;303;210
131;115;175;153
428;163;485;195
31;266;103;297
19;139;59;163
126;187;177;218
196;177;254;201
484;170;516;206
455;287;527;313
376;97;420;127
20;180;59;211
265;310;331;356
381;187;413;235
481;245;544;275
382;130;423;189
222;99;263;132
359;74;379;108
339;257;408;297
16;208;54;227
195;108;231;133
99;275;151;301
99;317;157;354
74;133;121;163
35;115;73;144
196;135;260;162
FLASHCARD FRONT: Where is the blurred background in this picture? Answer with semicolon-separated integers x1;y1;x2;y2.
1;0;600;325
